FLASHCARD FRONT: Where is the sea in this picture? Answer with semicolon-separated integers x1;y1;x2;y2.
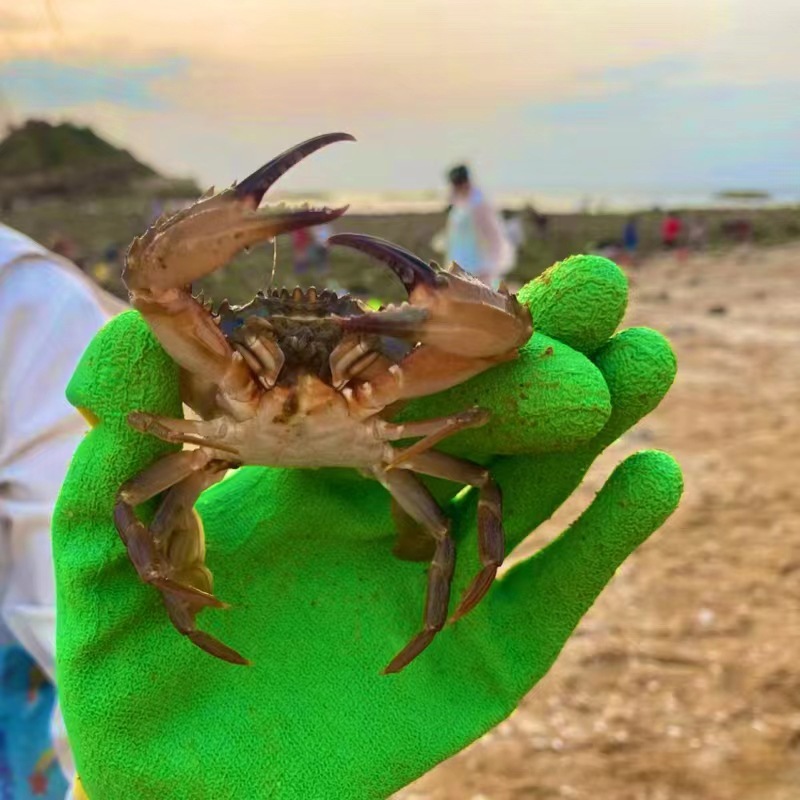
272;189;800;215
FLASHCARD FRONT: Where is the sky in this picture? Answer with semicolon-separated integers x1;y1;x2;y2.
1;0;798;197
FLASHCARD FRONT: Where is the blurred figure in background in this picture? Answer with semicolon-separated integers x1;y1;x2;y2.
622;215;640;265
525;204;549;239
308;223;332;277
661;211;683;250
290;227;314;276
444;165;513;287
501;209;525;274
88;245;121;290
721;217;753;245
291;224;331;280
0;224;123;799
687;216;709;252
312;222;333;248
48;236;86;273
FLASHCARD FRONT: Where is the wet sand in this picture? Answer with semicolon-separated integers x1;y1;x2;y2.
395;244;800;800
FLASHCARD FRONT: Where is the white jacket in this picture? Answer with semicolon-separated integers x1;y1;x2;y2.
0;224;123;791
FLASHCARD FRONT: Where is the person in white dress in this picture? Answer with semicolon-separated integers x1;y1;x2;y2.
444;164;513;287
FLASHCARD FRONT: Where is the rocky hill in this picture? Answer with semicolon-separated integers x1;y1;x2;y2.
0;120;198;201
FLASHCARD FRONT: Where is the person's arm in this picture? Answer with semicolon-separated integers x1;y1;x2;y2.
0;258;110;788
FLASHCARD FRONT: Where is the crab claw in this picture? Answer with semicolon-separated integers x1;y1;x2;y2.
234;132;354;208
329;234;533;358
124;133;354;294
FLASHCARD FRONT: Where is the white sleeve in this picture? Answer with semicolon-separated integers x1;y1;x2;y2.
0;258;109;791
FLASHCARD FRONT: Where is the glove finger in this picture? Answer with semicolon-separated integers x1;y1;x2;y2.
52;311;187;740
394;332;612;458
516;254;628;355
55;310;182;532
488;449;683;689
589;326;678;449
381;254;629;458
449;326;677;590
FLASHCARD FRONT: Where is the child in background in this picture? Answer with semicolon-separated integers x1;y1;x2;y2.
661;212;683;250
622;216;640;265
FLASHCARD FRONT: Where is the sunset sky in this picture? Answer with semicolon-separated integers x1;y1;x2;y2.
1;0;797;196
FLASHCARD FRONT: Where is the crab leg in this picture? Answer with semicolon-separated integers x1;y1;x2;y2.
390;499;437;563
149;471;213;544
378;407;489;467
232;321;285;390
114;448;221;602
374;467;455;674
117;449;214;505
156;470;248;665
399;451;504;622
378;409;489;565
114;451;247;664
134;292;260;420
128;411;240;455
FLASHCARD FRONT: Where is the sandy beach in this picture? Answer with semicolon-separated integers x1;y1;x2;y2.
394;243;800;800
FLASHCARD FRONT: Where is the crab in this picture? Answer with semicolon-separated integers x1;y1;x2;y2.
115;133;533;673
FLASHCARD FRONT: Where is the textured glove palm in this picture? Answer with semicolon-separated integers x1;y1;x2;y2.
54;255;682;800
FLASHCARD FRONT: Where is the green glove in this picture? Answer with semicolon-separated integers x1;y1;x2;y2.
53;254;682;800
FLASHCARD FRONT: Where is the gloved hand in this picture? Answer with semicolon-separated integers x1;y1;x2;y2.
53;254;682;800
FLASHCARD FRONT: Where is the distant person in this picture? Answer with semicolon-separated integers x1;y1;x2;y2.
687;216;709;251
291;225;331;280
312;223;333;247
721;218;753;245
308;223;332;277
444;164;513;287
622;216;640;264
290;228;314;276
525;204;549;239
49;235;87;272
0;224;124;799
501;210;525;273
661;212;683;250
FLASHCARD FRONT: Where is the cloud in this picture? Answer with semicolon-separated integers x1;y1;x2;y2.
0;10;39;32
2;1;794;195
495;62;800;191
1;0;751;117
0;57;187;111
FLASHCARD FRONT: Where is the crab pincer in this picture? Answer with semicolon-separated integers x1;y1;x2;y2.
328;233;532;357
124;132;354;294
